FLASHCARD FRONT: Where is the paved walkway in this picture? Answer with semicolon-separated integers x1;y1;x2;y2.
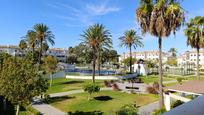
138;101;159;115
32;103;66;115
32;88;112;115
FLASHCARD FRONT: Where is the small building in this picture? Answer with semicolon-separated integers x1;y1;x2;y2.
164;80;204;114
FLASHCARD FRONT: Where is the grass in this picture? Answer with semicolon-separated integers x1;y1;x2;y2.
47;78;105;94
49;90;158;115
139;75;174;84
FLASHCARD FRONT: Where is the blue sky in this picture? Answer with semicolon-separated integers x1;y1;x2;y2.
0;0;203;55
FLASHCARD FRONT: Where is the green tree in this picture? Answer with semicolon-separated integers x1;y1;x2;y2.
169;48;177;57
25;30;37;61
33;23;55;64
136;0;185;108
19;39;27;50
43;56;58;87
83;83;100;101
166;59;177;66
93;24;112;75
81;24;101;83
0;57;48;115
122;57;137;68
184;16;204;80
119;30;143;73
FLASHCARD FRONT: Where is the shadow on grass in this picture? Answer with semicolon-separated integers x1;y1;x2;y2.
94;96;113;101
67;111;103;115
60;80;84;85
46;96;75;104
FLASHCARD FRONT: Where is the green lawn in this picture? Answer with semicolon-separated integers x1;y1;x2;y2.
47;78;105;94
49;90;158;115
139;75;174;84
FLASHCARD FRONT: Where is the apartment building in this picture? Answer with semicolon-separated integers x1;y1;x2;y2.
119;50;168;63
0;45;68;62
177;50;204;66
46;48;68;62
0;45;24;56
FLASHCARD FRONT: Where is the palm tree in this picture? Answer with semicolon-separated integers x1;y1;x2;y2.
25;30;37;60
33;23;55;64
169;48;177;57
94;24;112;75
119;30;143;73
136;0;185;108
19;39;27;51
184;16;204;80
81;25;99;83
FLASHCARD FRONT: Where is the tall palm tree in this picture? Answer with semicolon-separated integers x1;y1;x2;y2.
184;16;204;80
25;30;37;60
136;0;185;108
81;25;99;83
94;24;112;75
33;23;55;64
119;30;143;73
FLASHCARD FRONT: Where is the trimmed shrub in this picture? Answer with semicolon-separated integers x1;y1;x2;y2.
116;104;138;115
112;83;120;91
104;80;111;87
146;82;159;94
176;77;183;84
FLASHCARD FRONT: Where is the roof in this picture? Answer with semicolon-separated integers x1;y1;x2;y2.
165;80;204;95
164;95;204;115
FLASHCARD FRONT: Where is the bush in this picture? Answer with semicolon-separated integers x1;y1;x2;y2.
151;108;166;115
176;77;183;84
171;100;184;108
104;80;111;87
43;93;51;103
25;105;41;115
112;83;120;91
83;83;100;100
146;82;159;94
116;104;138;115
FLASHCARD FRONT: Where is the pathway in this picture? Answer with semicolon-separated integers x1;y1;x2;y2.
32;88;112;115
138;101;159;115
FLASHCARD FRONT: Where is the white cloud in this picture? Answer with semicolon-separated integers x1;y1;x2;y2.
45;1;120;27
86;4;120;16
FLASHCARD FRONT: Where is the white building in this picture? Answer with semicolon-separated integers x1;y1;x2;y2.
177;50;204;67
119;50;168;63
0;45;24;56
46;48;68;62
0;45;68;62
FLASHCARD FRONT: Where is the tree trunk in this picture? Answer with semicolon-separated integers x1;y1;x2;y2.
97;50;101;75
92;49;96;83
196;48;200;80
32;46;35;62
129;45;132;73
158;37;164;108
39;39;43;64
16;104;20;115
50;73;53;87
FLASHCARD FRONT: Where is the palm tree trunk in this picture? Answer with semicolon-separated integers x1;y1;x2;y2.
158;37;164;108
129;45;132;73
39;39;43;64
32;46;35;62
98;50;101;75
92;49;96;83
196;48;200;80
